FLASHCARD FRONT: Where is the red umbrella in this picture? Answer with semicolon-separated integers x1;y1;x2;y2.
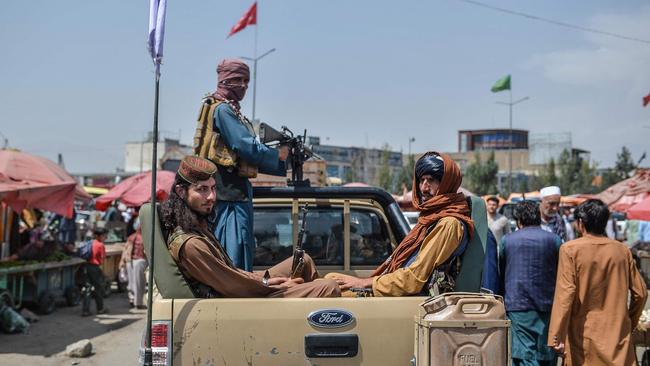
627;195;650;221
95;170;176;211
0;149;91;218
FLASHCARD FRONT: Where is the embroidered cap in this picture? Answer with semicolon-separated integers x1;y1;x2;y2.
178;156;217;184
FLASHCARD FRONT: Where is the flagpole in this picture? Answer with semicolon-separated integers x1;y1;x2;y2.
509;89;512;193
242;46;276;123
495;89;529;194
143;71;159;366
252;20;258;122
145;0;166;362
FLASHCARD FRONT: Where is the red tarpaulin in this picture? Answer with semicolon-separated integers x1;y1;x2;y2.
0;149;91;218
582;169;650;212
95;170;175;211
628;196;650;221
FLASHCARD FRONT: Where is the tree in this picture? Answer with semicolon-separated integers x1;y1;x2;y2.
538;158;558;188
397;154;415;191
377;143;393;192
614;146;636;180
599;168;622;190
465;151;499;196
556;149;597;195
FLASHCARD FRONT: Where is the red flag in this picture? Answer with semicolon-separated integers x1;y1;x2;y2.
227;2;257;38
644;92;650;107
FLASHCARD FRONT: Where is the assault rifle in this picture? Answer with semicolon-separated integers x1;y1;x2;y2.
258;123;313;187
290;204;309;279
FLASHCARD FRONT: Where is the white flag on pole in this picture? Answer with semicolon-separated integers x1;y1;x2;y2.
148;0;167;76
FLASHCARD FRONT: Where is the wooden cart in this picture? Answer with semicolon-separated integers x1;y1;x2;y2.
0;257;85;314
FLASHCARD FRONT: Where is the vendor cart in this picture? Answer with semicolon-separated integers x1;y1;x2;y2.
0;257;85;314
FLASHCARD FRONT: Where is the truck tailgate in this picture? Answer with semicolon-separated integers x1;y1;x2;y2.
170;296;425;366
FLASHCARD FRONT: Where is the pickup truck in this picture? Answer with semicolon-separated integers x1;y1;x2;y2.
139;186;489;366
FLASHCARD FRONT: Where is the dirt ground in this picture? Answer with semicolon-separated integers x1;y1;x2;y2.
0;291;145;366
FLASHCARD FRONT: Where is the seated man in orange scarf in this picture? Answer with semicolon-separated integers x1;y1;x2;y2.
329;152;474;296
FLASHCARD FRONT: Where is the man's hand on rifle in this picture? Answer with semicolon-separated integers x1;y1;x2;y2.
268;276;305;290
278;145;289;161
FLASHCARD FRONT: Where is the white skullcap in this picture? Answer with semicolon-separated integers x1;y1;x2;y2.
540;186;561;198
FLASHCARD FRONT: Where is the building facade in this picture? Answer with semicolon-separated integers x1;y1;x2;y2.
449;129;589;192
311;142;403;186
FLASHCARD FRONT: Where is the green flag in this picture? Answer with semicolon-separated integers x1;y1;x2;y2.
491;74;511;93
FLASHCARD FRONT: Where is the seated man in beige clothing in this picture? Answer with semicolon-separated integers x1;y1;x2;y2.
159;155;340;298
329;152;474;296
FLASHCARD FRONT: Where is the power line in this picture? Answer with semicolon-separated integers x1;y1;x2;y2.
457;0;650;45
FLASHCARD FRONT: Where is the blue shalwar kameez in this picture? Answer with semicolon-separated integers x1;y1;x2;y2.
212;103;286;271
499;227;561;366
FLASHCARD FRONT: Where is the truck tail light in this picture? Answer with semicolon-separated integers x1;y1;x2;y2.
139;321;172;366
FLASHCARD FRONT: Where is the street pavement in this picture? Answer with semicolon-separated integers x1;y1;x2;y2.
0;291;145;366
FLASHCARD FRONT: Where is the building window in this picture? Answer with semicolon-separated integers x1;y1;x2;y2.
326;165;340;178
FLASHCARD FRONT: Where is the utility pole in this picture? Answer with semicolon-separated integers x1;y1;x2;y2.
496;94;529;193
241;48;276;123
408;137;415;157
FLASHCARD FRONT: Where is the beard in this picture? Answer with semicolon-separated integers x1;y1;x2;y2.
160;190;214;237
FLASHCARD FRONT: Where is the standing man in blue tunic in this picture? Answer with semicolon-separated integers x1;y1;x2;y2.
500;200;561;366
193;59;288;271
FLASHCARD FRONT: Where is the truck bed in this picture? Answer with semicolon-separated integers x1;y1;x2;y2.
153;296;426;366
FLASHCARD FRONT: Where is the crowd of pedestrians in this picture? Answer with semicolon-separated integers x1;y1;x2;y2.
489;186;648;366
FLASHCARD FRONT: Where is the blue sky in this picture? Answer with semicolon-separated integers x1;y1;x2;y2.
1;1;649;173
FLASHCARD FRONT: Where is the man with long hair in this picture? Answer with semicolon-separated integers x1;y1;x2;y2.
329;152;474;296
548;199;647;365
159;156;339;298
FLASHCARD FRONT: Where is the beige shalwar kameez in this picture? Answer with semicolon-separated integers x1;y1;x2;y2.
548;235;648;366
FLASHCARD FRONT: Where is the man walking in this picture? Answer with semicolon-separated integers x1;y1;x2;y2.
81;227;108;316
500;200;561;366
120;219;147;309
487;196;510;244
548;199;647;365
193;59;288;271
539;186;570;242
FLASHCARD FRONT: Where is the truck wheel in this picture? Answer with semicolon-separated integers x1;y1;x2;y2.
37;292;56;315
0;289;15;309
103;278;112;298
64;286;81;306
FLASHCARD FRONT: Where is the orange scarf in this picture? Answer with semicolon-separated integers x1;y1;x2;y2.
372;152;474;276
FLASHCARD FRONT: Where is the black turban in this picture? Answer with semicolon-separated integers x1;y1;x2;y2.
415;153;444;182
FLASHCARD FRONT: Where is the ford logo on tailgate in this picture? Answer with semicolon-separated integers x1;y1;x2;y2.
308;309;355;329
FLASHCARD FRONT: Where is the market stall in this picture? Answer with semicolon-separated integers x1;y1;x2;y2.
0;149;91;313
